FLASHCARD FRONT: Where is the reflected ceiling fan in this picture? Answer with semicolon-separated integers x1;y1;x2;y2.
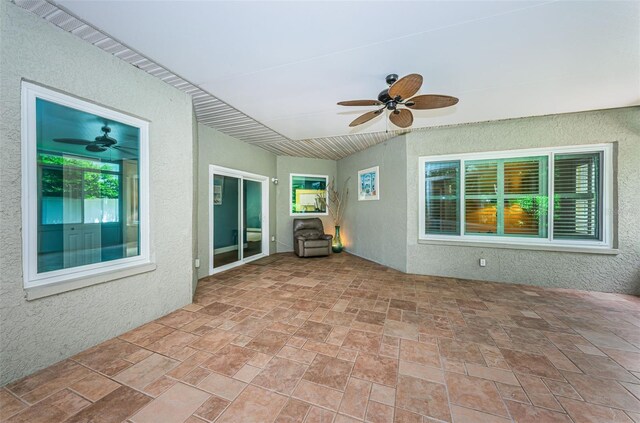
53;124;136;154
338;73;459;128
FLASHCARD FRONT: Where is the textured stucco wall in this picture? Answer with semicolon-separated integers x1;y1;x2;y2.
406;107;640;294
196;124;278;279
276;156;338;252
0;3;195;385
337;136;408;272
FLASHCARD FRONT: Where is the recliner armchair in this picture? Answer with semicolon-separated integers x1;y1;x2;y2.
293;218;333;257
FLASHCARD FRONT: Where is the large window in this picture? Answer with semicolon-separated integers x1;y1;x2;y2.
22;82;149;290
419;144;613;250
290;174;328;215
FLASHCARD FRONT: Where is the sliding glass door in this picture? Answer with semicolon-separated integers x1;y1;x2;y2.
243;179;263;260
212;175;241;269
209;166;269;274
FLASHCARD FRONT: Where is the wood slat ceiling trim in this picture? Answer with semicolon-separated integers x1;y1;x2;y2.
14;0;405;160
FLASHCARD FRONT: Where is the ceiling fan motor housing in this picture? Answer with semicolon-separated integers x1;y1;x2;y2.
86;144;108;152
378;89;392;104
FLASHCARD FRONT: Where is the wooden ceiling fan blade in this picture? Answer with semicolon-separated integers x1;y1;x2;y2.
338;100;382;106
389;109;413;128
405;95;459;110
112;145;138;153
349;109;384;127
388;74;423;100
53;138;93;145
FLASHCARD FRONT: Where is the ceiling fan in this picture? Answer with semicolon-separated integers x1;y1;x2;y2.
338;73;459;129
53;124;136;154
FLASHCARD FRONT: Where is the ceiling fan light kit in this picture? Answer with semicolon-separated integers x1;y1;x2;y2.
338;73;459;129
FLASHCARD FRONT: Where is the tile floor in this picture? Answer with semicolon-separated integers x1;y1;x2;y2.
2;253;640;423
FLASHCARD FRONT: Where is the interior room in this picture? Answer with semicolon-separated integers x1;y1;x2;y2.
1;1;639;422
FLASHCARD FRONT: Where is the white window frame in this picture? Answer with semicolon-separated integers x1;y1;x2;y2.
21;82;151;293
418;143;614;252
289;173;329;216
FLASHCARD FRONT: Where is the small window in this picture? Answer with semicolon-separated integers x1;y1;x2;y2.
464;156;548;237
425;161;460;235
553;153;601;240
419;144;613;250
290;174;328;216
22;82;149;289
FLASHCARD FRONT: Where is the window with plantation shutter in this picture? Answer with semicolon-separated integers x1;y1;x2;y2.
503;157;548;237
425;161;460;235
463;157;547;237
419;144;612;251
553;153;601;240
464;160;498;234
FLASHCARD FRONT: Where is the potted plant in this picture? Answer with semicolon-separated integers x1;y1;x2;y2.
317;177;350;253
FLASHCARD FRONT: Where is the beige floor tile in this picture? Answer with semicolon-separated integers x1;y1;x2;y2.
564;372;640;413
144;375;178;398
274;398;311;423
303;340;340;357
352;354;398;387
399;361;444;384
216;385;287;423
131;383;210;423
247;351;274;368
365;401;394;423
0;389;26;420
246;330;290;355
302;355;353;391
253;356;308;395
64;385;152;423
294;321;334;342
194;394;230;421
305;405;336;422
558;396;634;423
339;377;371;419
146;330;199;359
438;339;486;366
370;383;396;407
4;389;89;423
14;361;93;404
278;345;317;365
197;372;246;401
465;363;519;386
383;321;419;341
399;339;440;367
500;349;563;381
114;353;178;390
396;375;450;422
342;330;382;354
505;400;572;422
450;405;511;423
293;380;343;412
201;344;256;376
233;364;262;382
446;372;508;417
69;372;120;402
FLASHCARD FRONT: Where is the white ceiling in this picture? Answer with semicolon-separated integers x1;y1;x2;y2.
52;1;640;144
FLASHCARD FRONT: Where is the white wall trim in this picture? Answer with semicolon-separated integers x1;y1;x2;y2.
25;263;157;301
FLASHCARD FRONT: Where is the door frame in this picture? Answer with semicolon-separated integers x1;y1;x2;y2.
208;165;269;275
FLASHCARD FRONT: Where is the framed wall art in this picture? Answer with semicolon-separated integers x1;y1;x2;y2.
358;166;379;201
